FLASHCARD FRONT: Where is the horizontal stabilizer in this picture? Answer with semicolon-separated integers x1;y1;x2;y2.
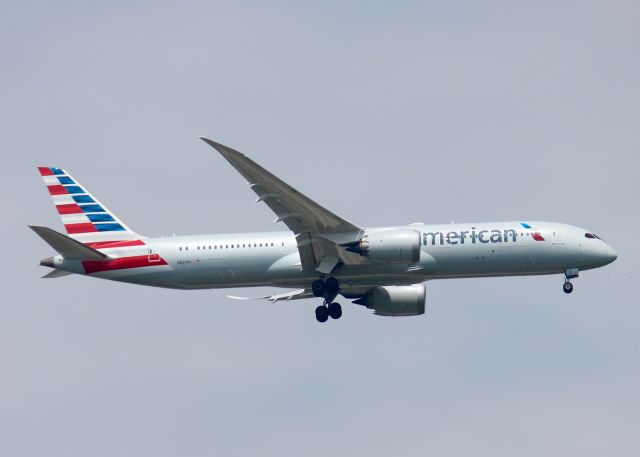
41;269;73;279
29;225;110;261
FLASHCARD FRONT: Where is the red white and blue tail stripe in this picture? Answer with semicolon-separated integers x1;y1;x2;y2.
37;167;143;244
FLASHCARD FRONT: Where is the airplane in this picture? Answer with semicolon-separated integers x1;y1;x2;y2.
31;137;618;323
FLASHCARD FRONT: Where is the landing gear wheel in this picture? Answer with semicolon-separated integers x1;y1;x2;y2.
325;277;339;295
563;282;574;294
328;302;342;320
311;280;325;297
315;305;329;323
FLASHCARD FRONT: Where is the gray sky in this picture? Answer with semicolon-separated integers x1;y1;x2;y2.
1;1;639;455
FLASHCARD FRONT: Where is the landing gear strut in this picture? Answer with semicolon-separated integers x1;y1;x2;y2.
563;268;578;294
312;277;342;322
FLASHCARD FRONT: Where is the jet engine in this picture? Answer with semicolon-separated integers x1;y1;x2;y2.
355;284;426;316
344;229;421;263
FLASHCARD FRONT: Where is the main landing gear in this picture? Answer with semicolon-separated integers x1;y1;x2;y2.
315;302;342;322
312;277;342;323
563;268;579;294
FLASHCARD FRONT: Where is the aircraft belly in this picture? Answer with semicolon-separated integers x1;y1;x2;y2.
173;251;283;288
267;261;428;289
425;242;567;278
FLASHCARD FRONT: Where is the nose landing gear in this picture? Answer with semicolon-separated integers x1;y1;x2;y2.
563;268;579;294
312;277;342;322
563;281;574;294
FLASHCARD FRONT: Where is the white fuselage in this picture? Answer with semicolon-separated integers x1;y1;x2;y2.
49;221;617;293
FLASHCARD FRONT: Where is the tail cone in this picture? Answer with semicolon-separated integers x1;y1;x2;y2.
40;257;55;268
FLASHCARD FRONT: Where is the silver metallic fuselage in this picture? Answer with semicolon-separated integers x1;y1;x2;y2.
50;221;617;293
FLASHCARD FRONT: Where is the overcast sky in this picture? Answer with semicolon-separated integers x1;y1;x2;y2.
1;1;639;456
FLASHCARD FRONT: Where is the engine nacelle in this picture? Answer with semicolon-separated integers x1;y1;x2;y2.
346;229;421;263
363;284;426;316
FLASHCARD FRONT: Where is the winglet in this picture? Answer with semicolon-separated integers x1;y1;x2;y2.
200;136;229;152
199;137;246;162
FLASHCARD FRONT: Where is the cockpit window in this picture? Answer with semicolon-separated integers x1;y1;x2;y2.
585;233;601;239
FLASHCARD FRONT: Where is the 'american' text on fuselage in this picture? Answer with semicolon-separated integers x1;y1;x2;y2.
423;228;518;246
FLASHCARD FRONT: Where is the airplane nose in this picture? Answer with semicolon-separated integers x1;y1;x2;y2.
603;245;617;265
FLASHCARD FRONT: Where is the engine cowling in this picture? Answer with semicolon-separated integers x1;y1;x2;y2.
346;229;421;263
363;284;426;316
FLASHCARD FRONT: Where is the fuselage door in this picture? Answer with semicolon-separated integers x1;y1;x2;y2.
280;240;289;255
148;247;161;262
552;229;565;244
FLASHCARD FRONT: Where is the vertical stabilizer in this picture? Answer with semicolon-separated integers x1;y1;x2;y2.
37;167;142;245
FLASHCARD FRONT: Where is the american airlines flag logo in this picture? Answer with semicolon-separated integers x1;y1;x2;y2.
38;166;127;235
520;223;545;241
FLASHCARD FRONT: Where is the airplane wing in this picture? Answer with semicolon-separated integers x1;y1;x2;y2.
200;137;365;272
227;288;315;303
